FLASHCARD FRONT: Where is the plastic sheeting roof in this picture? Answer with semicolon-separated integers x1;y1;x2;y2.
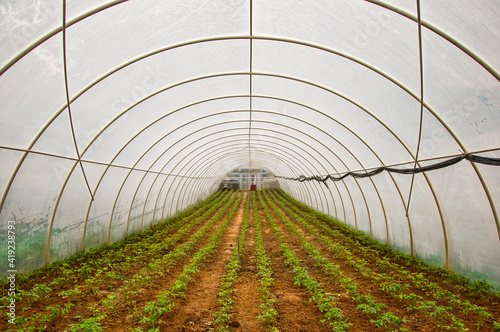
1;0;499;286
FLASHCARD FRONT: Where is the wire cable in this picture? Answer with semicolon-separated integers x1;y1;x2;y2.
406;0;425;217
62;0;94;200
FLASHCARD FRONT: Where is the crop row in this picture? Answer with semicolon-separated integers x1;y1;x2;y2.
258;190;353;331
212;192;250;331
2;190;238;331
2;189;499;331
252;192;279;331
266;190;500;331
140;191;244;328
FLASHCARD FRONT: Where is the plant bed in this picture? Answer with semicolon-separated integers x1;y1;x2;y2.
1;189;499;331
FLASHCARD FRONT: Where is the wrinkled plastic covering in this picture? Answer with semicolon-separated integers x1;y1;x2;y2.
0;0;499;288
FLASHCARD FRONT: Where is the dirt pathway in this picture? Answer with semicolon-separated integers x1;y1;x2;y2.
5;190;499;332
230;194;266;331
158;192;248;331
94;192;239;331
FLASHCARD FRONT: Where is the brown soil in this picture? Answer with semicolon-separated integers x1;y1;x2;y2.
258;202;334;332
1;190;499;332
230;198;267;332
156;192;248;331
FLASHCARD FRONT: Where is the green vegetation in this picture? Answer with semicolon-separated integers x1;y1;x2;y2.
258;191;352;331
212;192;250;331
140;191;243;327
2;189;498;331
253;192;279;331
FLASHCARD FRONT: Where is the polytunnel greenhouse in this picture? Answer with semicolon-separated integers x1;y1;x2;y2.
1;0;500;331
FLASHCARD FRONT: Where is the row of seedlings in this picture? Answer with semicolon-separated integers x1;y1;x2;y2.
252;192;279;331
139;191;244;328
212;192;251;331
272;190;500;331
101;190;240;320
2;190;232;330
263;190;409;331
257;191;352;332
69;190;237;330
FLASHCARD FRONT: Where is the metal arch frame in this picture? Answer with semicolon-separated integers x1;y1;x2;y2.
250;96;413;247
132;133;306;230
45;86;399;262
169;132;331;216
172;149;301;217
2;0;495;84
165;120;340;214
170;145;312;219
251;110;380;233
98;116;314;244
162;141;314;219
70;89;358;236
45;86;379;260
178;151;298;217
1;36;496;267
2;38;480;252
0;0;130;76
364;0;500;82
104;134;304;245
165;135;325;219
251;111;384;237
134;119;319;222
83;96;378;244
86;83;384;231
0;4;497;243
27;86;426;268
250;153;305;205
250;120;354;223
141;127;311;226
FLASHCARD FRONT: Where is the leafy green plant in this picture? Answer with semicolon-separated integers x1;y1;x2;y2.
258;191;351;331
69;316;105;332
213;194;250;331
269;190;493;331
140;191;243;327
252;192;279;331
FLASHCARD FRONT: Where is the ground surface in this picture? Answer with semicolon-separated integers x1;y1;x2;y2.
1;190;499;331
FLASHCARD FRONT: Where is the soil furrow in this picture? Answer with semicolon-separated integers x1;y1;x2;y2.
3;190;499;332
60;192;239;331
144;192;247;331
230;194;266;331
257;194;333;332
